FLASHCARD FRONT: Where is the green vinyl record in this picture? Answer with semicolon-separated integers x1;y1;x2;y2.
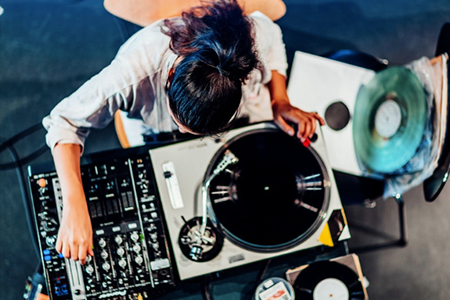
353;66;427;174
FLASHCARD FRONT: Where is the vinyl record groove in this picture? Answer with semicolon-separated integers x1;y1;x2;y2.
205;129;330;252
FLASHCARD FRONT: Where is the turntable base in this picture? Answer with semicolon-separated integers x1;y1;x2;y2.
150;122;350;280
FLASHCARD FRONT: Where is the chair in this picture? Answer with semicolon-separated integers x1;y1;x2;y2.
423;22;450;202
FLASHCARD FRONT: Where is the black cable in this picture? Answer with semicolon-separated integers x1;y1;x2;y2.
0;122;43;153
255;259;272;286
201;274;213;300
6;143;40;259
0;122;49;259
0;144;48;170
0;122;49;170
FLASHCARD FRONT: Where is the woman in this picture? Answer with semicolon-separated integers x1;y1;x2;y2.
43;0;324;264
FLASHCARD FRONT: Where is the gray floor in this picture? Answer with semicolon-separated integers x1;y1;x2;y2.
1;0;450;299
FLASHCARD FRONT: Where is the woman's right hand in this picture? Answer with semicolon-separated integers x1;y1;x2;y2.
55;201;94;265
52;143;93;264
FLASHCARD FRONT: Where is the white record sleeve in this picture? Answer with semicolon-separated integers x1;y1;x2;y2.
287;51;377;177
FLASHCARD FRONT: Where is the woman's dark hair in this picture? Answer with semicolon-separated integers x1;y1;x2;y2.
162;0;259;135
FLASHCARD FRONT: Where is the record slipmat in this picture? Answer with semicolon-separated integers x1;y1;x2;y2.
353;66;427;173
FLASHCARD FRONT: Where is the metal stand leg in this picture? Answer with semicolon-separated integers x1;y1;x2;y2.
394;194;408;247
350;194;408;254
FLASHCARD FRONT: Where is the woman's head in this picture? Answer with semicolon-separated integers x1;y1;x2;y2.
163;0;259;135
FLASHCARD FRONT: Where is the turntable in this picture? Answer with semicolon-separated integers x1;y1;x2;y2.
149;122;350;280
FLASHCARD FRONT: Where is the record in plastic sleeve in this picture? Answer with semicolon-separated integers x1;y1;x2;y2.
353;67;427;173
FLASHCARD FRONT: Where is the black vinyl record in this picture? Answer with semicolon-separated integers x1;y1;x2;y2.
294;261;365;300
204;128;330;252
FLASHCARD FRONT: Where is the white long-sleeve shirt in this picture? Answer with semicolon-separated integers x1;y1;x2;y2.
43;11;288;152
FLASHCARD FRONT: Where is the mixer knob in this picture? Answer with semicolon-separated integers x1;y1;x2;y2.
87;278;93;284
117;247;125;257
100;250;108;260
41;220;56;232
130;232;140;242
45;235;56;247
98;238;107;248
115;235;123;245
86;255;92;263
102;262;111;271
85;265;95;275
147;223;157;232
152;243;159;251
135;255;143;265
37;179;48;196
118;258;127;269
133;244;141;253
37;178;47;188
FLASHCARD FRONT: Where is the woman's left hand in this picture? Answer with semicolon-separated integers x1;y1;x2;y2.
272;100;325;142
268;70;325;141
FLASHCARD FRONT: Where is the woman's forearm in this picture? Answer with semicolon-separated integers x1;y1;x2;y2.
53;143;86;208
52;143;93;264
269;70;290;105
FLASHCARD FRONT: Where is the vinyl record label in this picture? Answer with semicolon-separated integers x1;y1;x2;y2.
313;278;349;299
374;99;402;138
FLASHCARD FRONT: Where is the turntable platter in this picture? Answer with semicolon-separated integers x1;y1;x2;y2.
205;129;330;252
